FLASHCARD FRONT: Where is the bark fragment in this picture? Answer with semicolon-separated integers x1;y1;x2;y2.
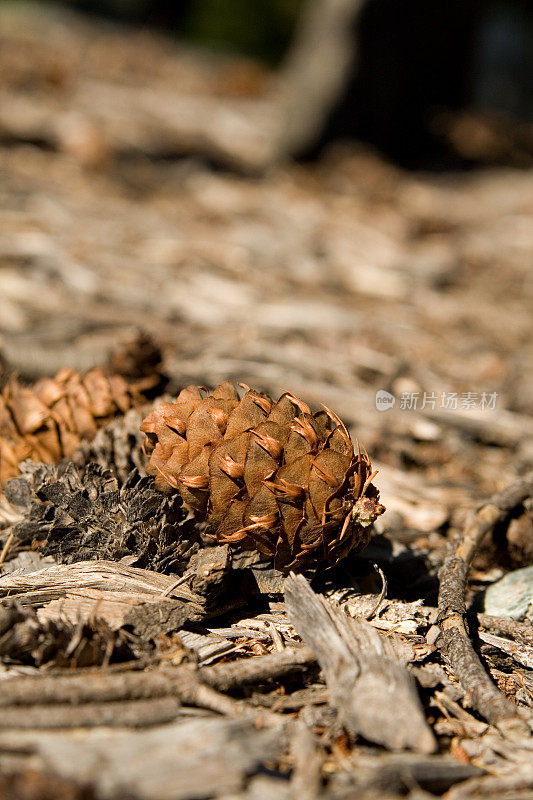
285;573;436;753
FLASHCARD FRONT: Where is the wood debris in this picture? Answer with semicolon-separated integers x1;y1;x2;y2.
285;573;436;752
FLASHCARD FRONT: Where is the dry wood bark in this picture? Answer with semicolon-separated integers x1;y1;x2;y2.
0;684;285;730
437;471;533;735
0;559;201;603
477;629;533;670
200;646;316;690
0;599;136;668
284;573;436;752
0;552;237;633
0;648;306;729
477;613;533;647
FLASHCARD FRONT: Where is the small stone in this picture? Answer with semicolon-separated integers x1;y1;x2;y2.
484;565;533;621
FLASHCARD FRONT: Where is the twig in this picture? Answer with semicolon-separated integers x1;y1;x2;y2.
159;572;192;597
0;698;182;729
477;613;533;647
0;648;301;729
437;471;533;735
0;647;315;708
0;532;14;568
364;562;387;621
0;682;284;730
199;646;315;690
183;682;284;727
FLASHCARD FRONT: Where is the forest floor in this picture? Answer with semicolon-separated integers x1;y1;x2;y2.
0;4;533;800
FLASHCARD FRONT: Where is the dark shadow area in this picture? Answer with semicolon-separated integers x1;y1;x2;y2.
311;0;533;169
61;0;301;63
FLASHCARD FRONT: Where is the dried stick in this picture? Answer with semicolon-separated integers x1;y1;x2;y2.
477;614;533;647
182;682;284;727
0;647;315;708
0;649;301;729
0;698;181;729
200;646;315;691
437;471;533;735
0;532;14;567
0;685;283;730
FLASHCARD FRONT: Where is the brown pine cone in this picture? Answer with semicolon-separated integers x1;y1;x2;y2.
141;382;384;571
0;368;148;485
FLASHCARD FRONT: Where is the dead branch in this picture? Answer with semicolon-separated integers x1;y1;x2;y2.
477;613;533;647
0;698;182;729
199;646;316;691
0;647;315;709
437;471;533;735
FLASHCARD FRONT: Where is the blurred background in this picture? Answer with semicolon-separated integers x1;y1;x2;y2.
1;0;533;528
24;0;533;167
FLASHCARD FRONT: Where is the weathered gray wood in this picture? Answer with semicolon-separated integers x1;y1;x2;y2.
289;719;322;800
200;646;316;691
285;573;436;753
0;648;316;707
32;717;285;800
0;559;209;607
328;752;482;796
477;613;533;647
0;697;182;729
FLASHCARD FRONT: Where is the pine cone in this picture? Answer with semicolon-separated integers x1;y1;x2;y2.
141;382;385;571
0;368;149;485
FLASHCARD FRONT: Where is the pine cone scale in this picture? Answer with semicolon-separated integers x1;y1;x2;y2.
9;386;50;435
